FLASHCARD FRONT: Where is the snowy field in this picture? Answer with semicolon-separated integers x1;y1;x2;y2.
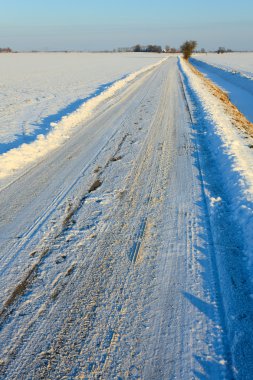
0;52;164;147
193;52;253;77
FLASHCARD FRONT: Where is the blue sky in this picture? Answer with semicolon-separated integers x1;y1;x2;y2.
1;0;253;51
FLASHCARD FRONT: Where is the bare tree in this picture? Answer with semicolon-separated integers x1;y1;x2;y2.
180;40;197;60
133;44;141;52
217;47;226;54
146;45;162;53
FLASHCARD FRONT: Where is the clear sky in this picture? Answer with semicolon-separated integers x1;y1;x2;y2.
1;0;253;51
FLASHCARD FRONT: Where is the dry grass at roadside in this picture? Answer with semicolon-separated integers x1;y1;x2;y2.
187;61;253;138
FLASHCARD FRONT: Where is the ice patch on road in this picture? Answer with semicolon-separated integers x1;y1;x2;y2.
0;58;166;180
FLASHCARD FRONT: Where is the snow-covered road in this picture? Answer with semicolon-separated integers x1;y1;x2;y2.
0;57;252;379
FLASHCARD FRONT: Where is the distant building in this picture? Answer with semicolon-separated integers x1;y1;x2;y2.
0;47;12;53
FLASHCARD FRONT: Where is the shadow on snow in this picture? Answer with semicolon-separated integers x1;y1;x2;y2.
179;58;253;380
190;57;253;123
0;74;128;155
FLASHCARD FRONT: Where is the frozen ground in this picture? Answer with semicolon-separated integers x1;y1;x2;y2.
0;55;253;379
0;52;164;149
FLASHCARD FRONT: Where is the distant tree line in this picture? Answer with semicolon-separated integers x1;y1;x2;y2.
217;47;233;54
115;44;179;54
116;43;236;57
133;44;163;53
2;44;235;55
0;47;12;53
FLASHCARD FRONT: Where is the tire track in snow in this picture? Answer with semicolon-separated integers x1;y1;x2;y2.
179;67;234;378
0;58;238;379
31;64;168;379
0;63;163;312
179;59;253;379
0;62;165;377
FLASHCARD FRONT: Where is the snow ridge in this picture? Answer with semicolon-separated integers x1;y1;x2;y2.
179;57;253;284
0;58;166;181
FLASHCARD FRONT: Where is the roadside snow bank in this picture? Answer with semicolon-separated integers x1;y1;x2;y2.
190;58;253;123
179;57;253;280
0;58;166;180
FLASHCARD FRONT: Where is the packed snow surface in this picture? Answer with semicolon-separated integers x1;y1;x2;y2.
0;55;253;378
1;58;236;379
